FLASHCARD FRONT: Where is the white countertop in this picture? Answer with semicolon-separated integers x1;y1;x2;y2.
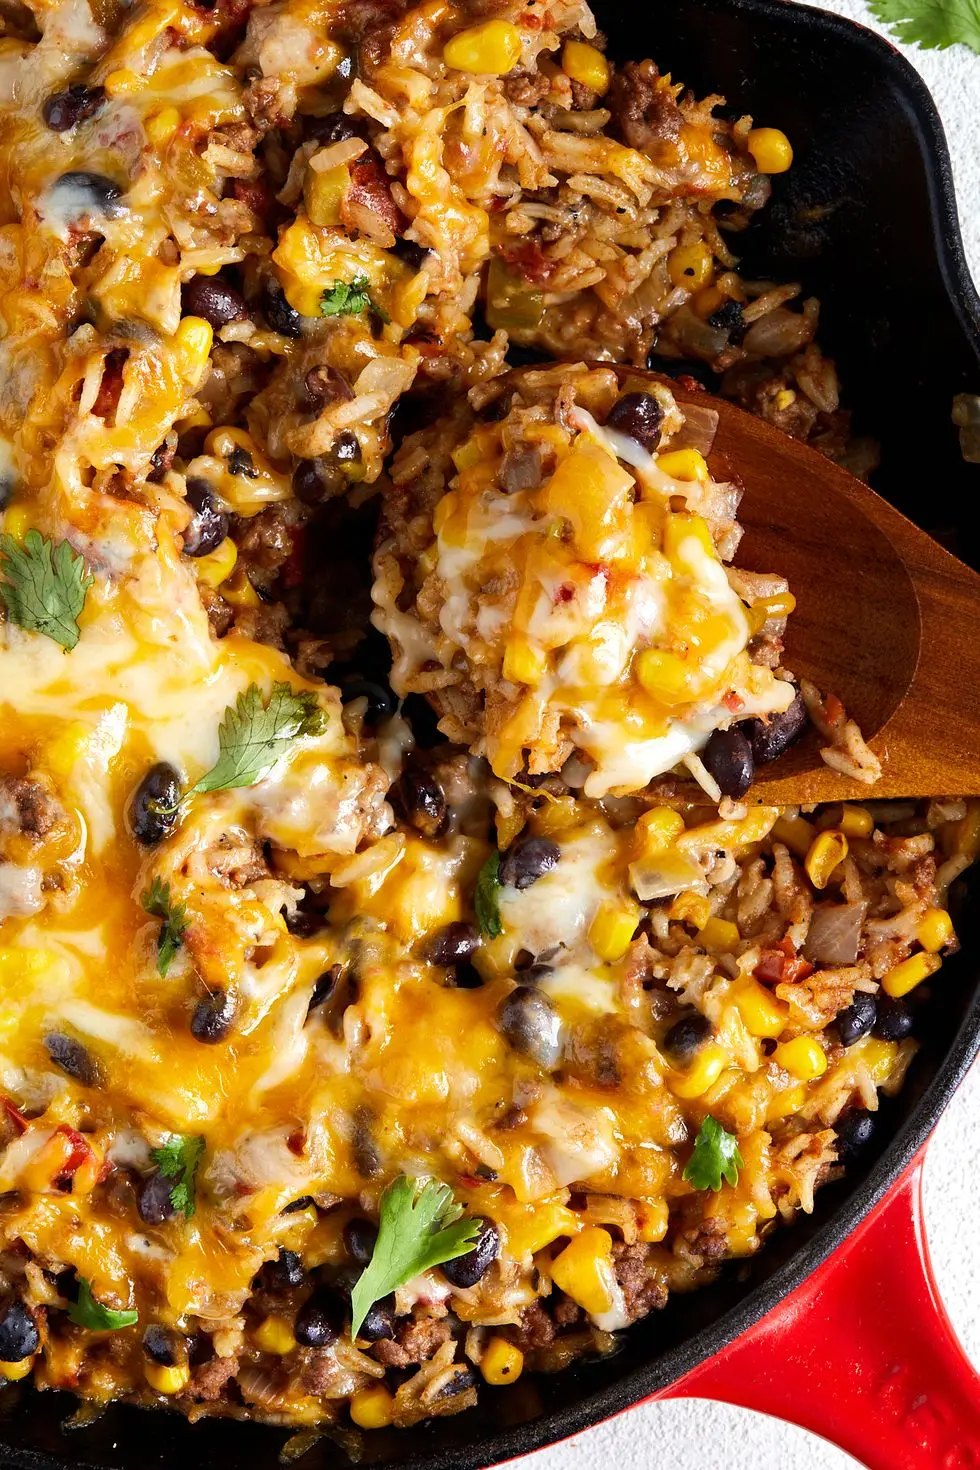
522;9;980;1466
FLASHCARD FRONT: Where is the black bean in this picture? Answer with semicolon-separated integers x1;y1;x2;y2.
834;1109;876;1160
304;365;353;410
260;1248;305;1290
182;479;229;558
499;836;560;891
739;690;809;766
49;170;124;222
836;992;877;1048
352;1107;381;1179
392;769;448;839
261;278;303;338
227;445;257;478
308;965;343;1014
343;1218;378;1266
282;1195;316;1214
663;1012;713;1063
137;1171;176;1226
304;111;363;145
181;274;247;329
130;761;181;846
0;1300;39;1362
292;458;329;503
340;679;395;724
451;961;485;990
440;1219;499;1288
701;727;755;800
334;430;362;465
393;237;431;272
498;985;562;1068
358;1296;396;1341
143;1325;178;1365
873;996;913;1042
43;84;106;132
190;990;236;1044
294;1288;345;1348
427;922;481;967
44;1033;99;1086
707;299;745;340
522;962;554;985
604;391;665;453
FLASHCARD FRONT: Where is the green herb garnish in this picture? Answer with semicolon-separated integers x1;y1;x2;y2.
141;876;188;978
189;682;326;797
68;1279;138;1332
0;529;93;650
868;0;980;52
150;1133;205;1218
474;851;502;939
320;274;390;323
682;1115;744;1194
350;1176;481;1338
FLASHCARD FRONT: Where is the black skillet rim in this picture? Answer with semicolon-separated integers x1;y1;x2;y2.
3;2;980;1467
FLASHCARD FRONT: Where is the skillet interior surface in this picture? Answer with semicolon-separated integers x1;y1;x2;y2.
2;0;979;1466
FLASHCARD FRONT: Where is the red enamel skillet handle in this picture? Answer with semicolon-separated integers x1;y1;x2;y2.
655;1152;980;1469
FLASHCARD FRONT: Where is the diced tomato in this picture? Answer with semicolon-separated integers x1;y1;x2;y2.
723;690;745;714
53;1125;95;1182
754;937;813;986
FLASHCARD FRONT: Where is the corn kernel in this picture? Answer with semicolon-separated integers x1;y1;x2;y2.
668;890;712;928
917;908;954;954
550;1227;616;1317
698;916;740;954
838;805;874;839
103;68;147;96
882;951;942;999
774;388;797;412
0;1358;34;1382
173;316;213;383
858;1037;898;1085
350;1384;395;1429
589;899;641;962
305;162;349;227
668;1042;727;1098
656;448;710;483
755;590;797;622
192;536;237;588
772;814;815;858
220;566;261;609
145;1361;190;1395
747;127;793;174
663;509;715;567
635;647;701;705
561;39;610;93
667;241;714;292
444;19;523;74
635;1197;669;1242
774;1035;827;1082
634;806;685;858
732;978;788;1039
481;1336;524;1385
804;830;848;890
252;1315;297;1355
145;106;180;145
1;502;31;540
503;636;547;687
766;1082;806;1121
692;285;726;320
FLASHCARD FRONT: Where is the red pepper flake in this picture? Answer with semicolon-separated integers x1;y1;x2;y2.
2;1096;29;1134
723;690;745;713
754;937;813;986
53;1125;95;1183
556;583;575;604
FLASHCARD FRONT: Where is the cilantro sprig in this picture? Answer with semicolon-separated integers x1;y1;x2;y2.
141;876;188;977
68;1279;138;1332
474;852;502;940
683;1115;744;1193
868;0;980;53
350;1176;481;1338
0;529;93;650
320;274;390;324
188;682;326;797
151;1133;205;1218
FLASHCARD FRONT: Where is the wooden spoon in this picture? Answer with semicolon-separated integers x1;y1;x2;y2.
619;368;980;804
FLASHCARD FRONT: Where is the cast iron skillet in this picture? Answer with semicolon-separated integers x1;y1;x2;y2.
2;0;979;1466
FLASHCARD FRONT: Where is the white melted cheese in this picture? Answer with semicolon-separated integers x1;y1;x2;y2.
498;825;618;958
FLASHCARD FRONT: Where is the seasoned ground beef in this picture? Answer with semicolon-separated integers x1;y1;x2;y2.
507;1300;556;1352
372;1314;451;1367
191;1353;239;1401
608;59;683;151
613;1242;669;1322
0;775;60;840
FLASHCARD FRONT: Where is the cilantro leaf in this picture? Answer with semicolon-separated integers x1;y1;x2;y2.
868;0;980;50
320;274;390;324
68;1279;138;1332
141;876;188;978
151;1133;205;1218
0;529;93;650
350;1176;481;1338
682;1115;744;1193
475;851;502;939
189;682;327;797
